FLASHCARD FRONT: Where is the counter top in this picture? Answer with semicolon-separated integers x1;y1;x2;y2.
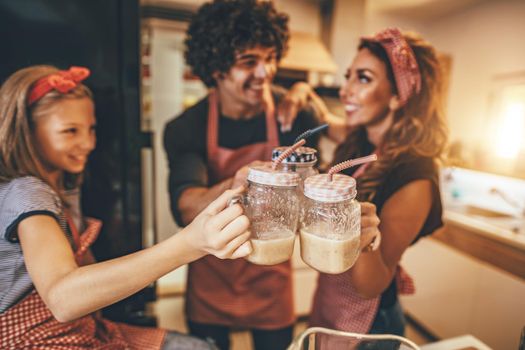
443;208;525;251
420;334;492;350
434;208;525;279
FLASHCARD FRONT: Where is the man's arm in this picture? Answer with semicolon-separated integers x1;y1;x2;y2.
177;178;233;226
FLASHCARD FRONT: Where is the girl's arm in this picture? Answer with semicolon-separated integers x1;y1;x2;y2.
19;187;251;322
350;179;434;299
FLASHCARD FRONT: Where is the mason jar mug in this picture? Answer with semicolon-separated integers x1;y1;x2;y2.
243;165;301;265
300;173;361;274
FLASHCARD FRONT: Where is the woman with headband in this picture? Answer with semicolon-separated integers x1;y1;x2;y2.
284;28;448;335
0;65;253;349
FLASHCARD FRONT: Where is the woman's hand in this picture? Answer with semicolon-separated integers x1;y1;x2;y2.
359;202;381;252
277;82;314;132
186;186;252;259
278;82;348;142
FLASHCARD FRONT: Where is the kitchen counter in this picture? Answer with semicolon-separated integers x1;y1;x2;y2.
420;334;492;350
435;206;525;279
444;205;525;249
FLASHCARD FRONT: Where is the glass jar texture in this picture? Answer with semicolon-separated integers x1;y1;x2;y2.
300;196;361;274
244;180;299;265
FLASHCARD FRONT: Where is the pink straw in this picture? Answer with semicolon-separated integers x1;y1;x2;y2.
328;154;378;181
272;139;306;170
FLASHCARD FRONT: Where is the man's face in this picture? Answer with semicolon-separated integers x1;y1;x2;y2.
214;45;278;109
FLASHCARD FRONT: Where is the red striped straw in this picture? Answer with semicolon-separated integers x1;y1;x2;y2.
328;154;378;181
271;139;306;170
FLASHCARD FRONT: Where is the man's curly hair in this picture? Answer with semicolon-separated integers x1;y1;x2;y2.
185;0;289;87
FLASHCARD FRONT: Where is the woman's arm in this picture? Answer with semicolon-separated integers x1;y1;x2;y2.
19;187;251;322
350;179;433;299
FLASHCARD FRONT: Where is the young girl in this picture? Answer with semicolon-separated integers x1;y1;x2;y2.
282;28;447;336
0;65;252;349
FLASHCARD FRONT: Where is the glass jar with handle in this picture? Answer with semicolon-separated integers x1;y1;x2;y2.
242;165;301;265
300;173;361;274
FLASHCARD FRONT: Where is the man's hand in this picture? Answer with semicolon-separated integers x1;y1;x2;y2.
231;160;269;189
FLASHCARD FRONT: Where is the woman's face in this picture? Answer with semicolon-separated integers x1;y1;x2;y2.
214;45;278;109
339;48;397;128
33;97;96;182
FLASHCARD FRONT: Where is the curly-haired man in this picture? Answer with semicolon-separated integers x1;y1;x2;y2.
163;1;320;349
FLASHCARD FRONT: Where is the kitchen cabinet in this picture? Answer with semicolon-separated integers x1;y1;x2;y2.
400;234;525;350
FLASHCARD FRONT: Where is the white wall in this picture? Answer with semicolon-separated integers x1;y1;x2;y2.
329;0;366;85
364;0;525;150
273;0;321;37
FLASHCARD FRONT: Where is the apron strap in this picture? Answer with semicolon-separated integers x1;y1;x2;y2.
64;209;81;252
64;210;102;262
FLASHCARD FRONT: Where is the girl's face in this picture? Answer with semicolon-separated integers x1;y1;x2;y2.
339;48;397;128
215;45;278;109
33;97;96;181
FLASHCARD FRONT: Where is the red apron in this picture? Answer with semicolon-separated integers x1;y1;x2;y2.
0;215;166;350
185;89;295;329
309;156;415;333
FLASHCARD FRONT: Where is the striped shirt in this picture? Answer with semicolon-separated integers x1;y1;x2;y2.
0;176;75;313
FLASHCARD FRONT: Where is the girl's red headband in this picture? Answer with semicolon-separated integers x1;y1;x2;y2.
361;28;421;106
28;66;90;106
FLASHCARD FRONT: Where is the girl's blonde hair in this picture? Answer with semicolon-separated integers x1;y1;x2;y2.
0;65;93;193
333;32;448;201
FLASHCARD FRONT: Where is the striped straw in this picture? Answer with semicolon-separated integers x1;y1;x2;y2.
272;139;306;170
328;154;378;181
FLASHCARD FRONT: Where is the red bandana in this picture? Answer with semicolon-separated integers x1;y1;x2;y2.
28;66;90;106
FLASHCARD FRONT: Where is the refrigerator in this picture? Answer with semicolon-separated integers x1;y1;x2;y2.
0;0;156;326
140;15;208;293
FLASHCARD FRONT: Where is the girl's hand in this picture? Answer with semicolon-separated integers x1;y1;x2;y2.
187;186;252;259
359;202;381;252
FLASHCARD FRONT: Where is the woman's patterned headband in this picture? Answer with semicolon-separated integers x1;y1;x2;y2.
361;28;421;106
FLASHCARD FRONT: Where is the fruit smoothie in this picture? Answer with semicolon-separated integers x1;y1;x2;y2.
247;229;296;265
300;227;360;274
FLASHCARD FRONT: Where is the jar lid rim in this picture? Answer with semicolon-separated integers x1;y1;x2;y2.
247;165;300;187
303;173;356;202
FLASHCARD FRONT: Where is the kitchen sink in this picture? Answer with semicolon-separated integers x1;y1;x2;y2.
462;205;515;218
444;203;525;238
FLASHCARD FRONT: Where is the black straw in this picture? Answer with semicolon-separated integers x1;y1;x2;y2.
294;124;329;144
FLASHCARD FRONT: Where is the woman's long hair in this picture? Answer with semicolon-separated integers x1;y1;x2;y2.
0;65;93;196
333;32;448;201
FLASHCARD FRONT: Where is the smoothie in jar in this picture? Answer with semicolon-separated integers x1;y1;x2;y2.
300;173;362;274
247;229;296;265
300;224;360;274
